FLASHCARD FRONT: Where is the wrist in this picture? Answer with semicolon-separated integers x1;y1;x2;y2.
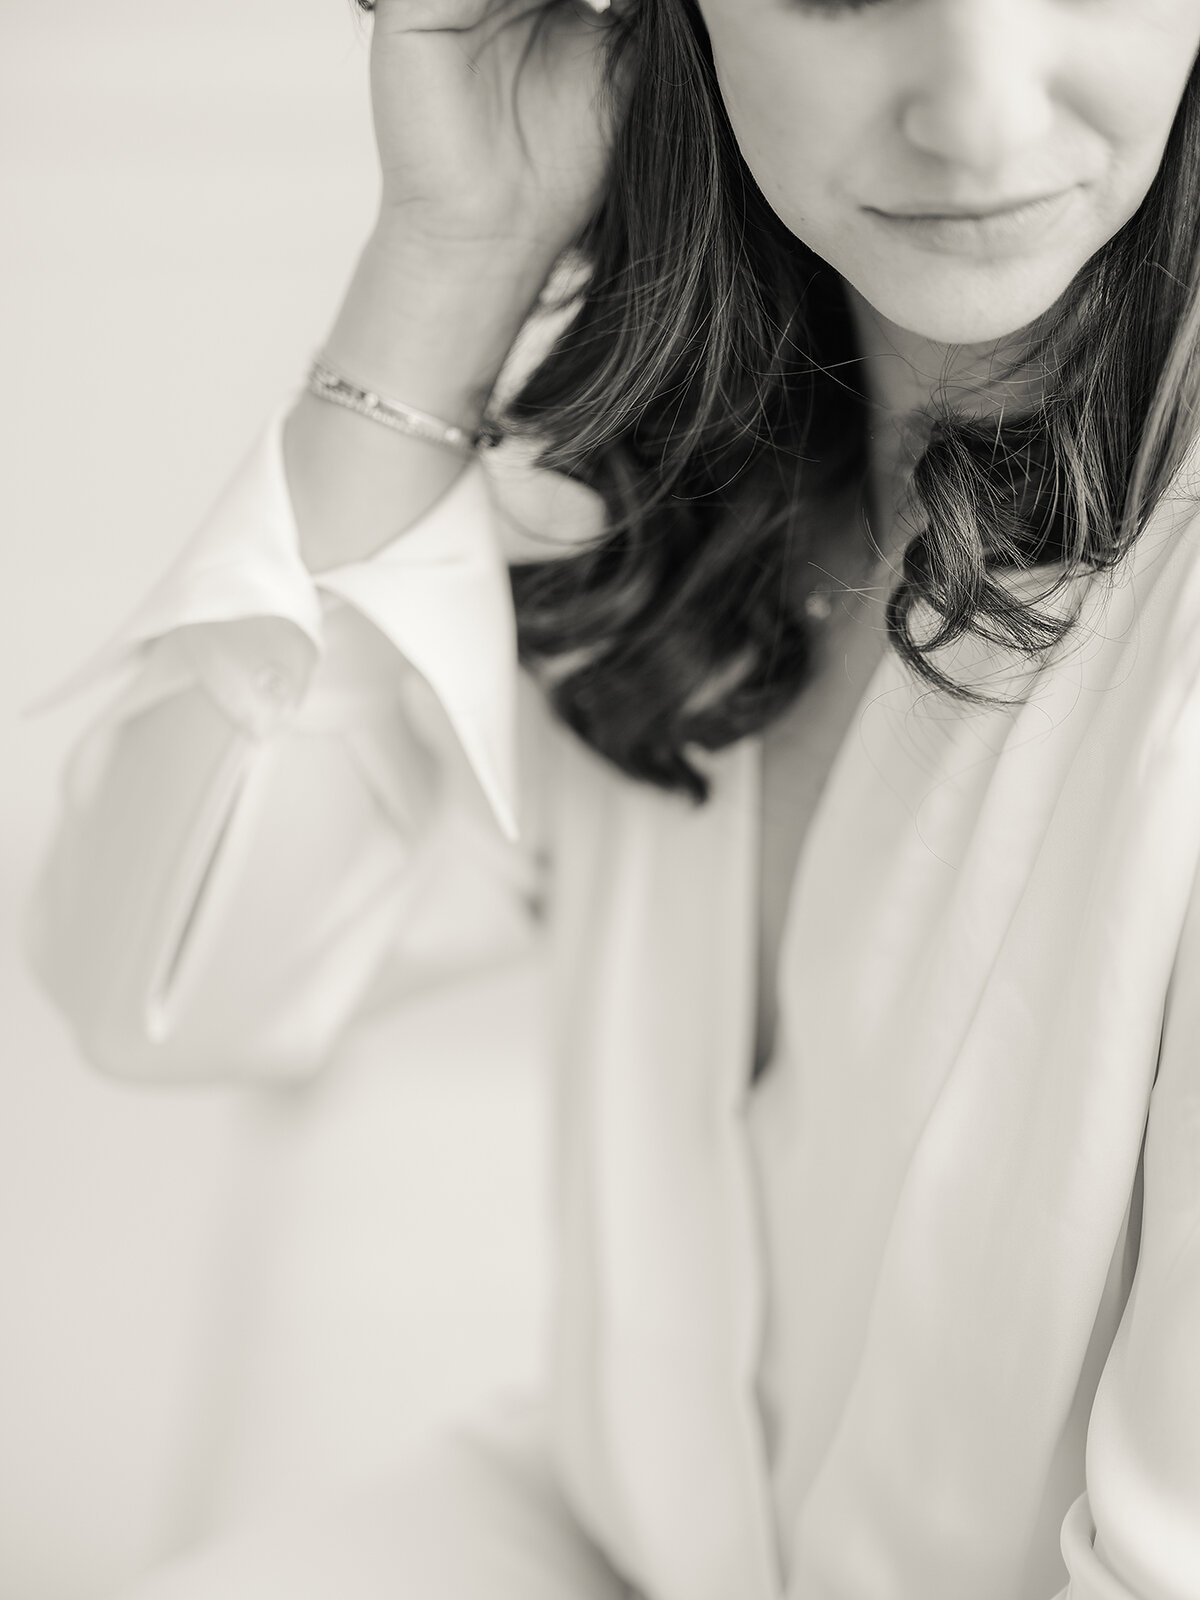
321;225;552;430
372;192;564;274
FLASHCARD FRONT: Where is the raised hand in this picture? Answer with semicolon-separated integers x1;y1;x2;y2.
368;0;629;275
285;0;633;574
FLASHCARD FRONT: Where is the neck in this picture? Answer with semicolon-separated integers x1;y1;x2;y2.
843;287;1042;561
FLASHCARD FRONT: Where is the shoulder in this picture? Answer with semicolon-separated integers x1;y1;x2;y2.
480;270;610;568
1004;466;1200;733
1106;474;1200;715
480;437;607;567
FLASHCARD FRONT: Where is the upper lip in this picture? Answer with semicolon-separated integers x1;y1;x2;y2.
868;190;1071;219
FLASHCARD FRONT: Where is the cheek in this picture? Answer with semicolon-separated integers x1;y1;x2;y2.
702;12;863;233
1072;8;1200;186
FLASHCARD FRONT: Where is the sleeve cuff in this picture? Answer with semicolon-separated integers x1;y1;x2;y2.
315;464;520;844
24;404;522;843
24;408;326;711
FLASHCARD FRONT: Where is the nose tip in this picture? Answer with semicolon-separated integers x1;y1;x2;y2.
901;53;1055;173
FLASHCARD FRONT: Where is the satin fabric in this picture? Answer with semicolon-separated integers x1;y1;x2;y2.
25;410;1200;1598
119;1400;636;1600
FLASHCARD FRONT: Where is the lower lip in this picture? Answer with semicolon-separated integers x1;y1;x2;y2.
866;189;1079;257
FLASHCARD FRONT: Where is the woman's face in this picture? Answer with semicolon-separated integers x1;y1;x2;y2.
696;0;1200;344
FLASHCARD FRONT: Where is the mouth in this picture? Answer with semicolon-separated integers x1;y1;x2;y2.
863;188;1081;256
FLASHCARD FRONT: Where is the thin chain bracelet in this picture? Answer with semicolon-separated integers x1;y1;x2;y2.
306;355;501;456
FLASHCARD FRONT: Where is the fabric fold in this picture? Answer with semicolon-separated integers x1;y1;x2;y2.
23;405;523;843
23;409;325;714
315;463;520;843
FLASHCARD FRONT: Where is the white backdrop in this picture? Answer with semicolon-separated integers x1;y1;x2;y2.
1;5;548;1596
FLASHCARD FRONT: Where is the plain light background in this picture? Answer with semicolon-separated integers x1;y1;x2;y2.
2;5;549;1596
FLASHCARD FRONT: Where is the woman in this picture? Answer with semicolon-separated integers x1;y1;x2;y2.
25;0;1200;1595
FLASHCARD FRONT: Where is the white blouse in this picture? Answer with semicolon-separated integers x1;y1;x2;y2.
24;409;1200;1600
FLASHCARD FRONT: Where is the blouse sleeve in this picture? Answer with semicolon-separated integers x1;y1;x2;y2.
23;407;544;1084
1055;858;1200;1596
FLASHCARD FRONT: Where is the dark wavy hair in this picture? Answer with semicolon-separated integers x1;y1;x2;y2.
363;0;1200;800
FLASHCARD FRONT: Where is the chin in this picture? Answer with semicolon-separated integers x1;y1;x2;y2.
843;261;1074;348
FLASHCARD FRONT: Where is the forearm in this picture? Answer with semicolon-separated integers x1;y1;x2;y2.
283;225;550;576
